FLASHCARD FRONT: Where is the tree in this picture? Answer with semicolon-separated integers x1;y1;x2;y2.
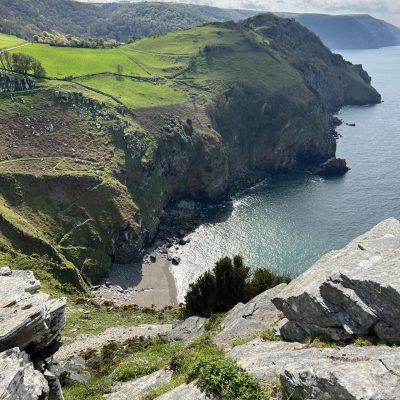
184;255;291;317
11;53;33;74
31;60;46;78
0;52;46;77
0;51;13;71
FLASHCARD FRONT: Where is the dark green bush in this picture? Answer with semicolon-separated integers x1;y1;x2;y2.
184;256;291;317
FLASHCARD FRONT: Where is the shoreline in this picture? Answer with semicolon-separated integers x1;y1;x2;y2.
92;250;178;308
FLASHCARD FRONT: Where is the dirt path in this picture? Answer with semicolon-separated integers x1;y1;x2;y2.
0;42;31;53
55;324;172;360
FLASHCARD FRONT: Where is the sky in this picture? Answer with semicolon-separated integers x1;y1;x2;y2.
80;0;400;26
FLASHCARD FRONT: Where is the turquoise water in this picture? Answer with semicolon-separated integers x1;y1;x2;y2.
172;46;400;301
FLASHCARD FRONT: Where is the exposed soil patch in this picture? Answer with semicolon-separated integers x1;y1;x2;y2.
0;98;112;162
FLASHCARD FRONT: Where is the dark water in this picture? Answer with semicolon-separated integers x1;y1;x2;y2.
173;46;400;301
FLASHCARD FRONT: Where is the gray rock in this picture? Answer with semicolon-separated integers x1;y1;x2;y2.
0;347;49;400
43;370;64;400
213;284;286;349
105;369;173;400
155;382;215;400
273;218;400;343
0;266;11;276
0;269;66;360
51;355;90;385
0;72;35;93
169;316;207;342
229;339;400;400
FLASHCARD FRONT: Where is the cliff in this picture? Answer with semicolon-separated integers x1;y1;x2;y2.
0;14;381;286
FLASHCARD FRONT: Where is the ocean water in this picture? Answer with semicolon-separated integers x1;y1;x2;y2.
172;46;400;302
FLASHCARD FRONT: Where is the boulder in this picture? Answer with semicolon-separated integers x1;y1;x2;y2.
315;157;350;176
0;347;49;400
229;339;400;400
51;355;90;385
0;268;66;360
169;316;207;342
213;284;286;349
105;369;173;400
272;218;400;343
155;382;215;400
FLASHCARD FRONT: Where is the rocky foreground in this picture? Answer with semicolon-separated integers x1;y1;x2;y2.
0;268;65;399
1;218;399;399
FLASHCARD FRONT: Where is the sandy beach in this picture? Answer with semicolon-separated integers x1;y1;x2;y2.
92;251;178;308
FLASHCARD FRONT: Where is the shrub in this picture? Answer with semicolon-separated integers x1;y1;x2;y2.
184;256;291;317
188;355;268;400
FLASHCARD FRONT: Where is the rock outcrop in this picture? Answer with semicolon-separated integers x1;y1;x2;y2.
272;218;400;343
315;157;350;176
0;347;49;400
106;369;173;400
0;267;66;360
169;316;207;343
0;72;35;93
213;284;286;349
230;339;400;400
0;268;66;400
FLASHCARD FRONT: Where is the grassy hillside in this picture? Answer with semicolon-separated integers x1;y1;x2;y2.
0;14;381;294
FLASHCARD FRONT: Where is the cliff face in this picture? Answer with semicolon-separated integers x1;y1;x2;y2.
0;72;35;92
0;14;381;284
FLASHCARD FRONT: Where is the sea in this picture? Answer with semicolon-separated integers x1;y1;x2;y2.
172;45;400;302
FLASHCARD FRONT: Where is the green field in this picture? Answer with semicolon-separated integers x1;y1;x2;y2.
77;74;187;108
11;44;147;78
1;24;308;110
0;33;26;50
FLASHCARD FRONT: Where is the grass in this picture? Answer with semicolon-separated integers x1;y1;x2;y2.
0;252;84;297
76;74;187;108
11;44;146;78
0;33;26;50
127;26;242;55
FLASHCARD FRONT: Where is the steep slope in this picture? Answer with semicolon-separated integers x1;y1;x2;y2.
0;14;380;288
279;13;400;49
